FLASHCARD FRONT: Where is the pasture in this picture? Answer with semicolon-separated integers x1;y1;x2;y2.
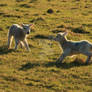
0;0;92;92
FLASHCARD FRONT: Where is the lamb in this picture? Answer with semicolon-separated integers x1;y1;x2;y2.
49;32;92;64
8;24;33;51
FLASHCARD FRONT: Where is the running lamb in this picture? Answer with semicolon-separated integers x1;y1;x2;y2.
50;32;92;64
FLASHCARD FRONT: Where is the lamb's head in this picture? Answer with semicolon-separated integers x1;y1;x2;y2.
22;24;33;34
55;32;67;42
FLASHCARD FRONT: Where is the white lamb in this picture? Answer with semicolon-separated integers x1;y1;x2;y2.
8;24;33;51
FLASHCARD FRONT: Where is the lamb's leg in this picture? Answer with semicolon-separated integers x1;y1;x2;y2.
15;39;19;50
23;39;30;51
83;51;92;64
56;49;71;64
8;35;13;49
85;56;91;64
20;41;24;48
56;53;66;64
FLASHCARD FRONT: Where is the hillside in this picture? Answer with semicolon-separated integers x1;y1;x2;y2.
0;0;92;92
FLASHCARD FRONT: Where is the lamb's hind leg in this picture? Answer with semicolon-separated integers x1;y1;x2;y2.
83;52;92;64
85;56;91;64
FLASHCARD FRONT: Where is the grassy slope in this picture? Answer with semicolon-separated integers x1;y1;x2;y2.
0;0;92;92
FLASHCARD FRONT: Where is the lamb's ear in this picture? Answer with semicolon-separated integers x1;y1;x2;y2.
63;32;68;36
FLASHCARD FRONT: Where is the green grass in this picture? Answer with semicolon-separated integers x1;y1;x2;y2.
0;0;92;92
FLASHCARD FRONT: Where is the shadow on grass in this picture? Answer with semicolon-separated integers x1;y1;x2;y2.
19;60;90;71
32;34;55;41
0;45;14;55
3;75;18;82
33;34;49;39
45;61;89;69
19;62;40;71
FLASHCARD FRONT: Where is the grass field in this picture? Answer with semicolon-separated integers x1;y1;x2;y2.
0;0;92;92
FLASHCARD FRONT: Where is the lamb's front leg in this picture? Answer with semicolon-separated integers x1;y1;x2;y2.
56;53;66;64
20;41;24;48
56;49;71;65
82;51;92;64
23;39;30;51
15;39;19;50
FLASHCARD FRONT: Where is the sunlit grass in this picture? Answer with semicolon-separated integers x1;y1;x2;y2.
0;0;92;92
